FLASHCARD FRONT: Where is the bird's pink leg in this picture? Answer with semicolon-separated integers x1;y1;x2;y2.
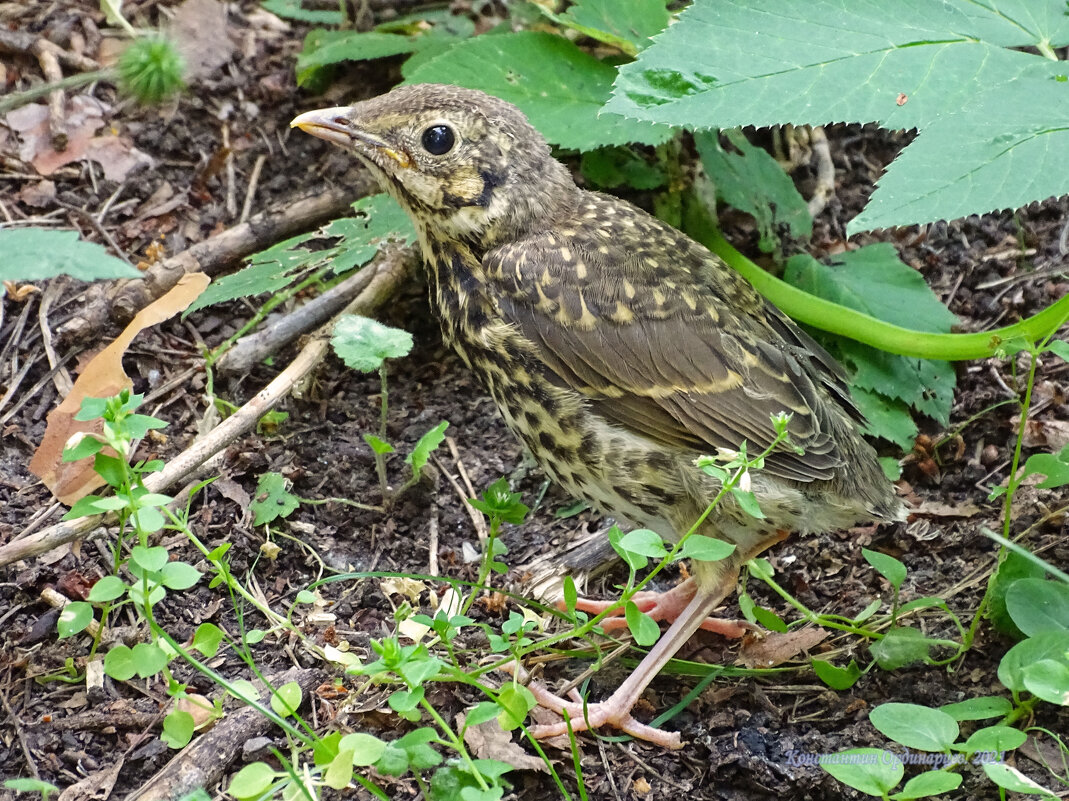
566;577;750;637
505;587;728;749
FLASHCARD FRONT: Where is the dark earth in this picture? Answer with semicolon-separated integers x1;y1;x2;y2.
1;2;1067;800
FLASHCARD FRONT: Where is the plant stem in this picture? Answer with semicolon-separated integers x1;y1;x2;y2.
703;228;1069;360
375;363;390;498
0;68;113;114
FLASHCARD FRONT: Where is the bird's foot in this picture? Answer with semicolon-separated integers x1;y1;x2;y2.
500;662;683;749
565;577;752;637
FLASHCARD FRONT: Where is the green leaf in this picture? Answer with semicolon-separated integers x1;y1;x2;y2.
339;732;388;766
250;472;300;526
1005;578;1069;636
464;701;502;728
625;601;661;646
184;233;324;317
104;644;137;680
812;659;861;690
546;0;670;54
608;524;646;571
870;626;938;670
496;684;536;731
405;421;449;473
784;247;957;437
998;631;1069;693
159;561;202;590
321;193;417;273
938;696;1013;722
130;642;168;678
960;725;1027;754
862;548;906;592
607;0;1069;231
228;762;277;800
751;605;788;633
617;528;669;559
1022;659;1069;706
58;602;95;638
988;550;1048;638
982;762;1059;799
677;534;735;562
324;749;354;790
271;682;303;718
562;575;578;615
869;703;958;752
404;31;671;151
63;434;104;462
192;623;226;657
580;147;666;190
131;545;169;573
850;387;918;450
261;0;344;25
332;315;413;373
88;576;127;603
161;709;195;749
730;487;765;519
695;129;812;252
0;228;142;281
2;779;60;794
890;770;961;800
364;434;395;455
1020;445;1069;490
819;748;903;796
297;30;421;84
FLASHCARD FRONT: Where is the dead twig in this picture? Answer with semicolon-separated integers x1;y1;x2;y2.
55;182;375;346
0;253;411;568
240;154;267;223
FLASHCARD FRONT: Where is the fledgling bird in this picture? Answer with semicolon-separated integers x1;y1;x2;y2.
292;84;903;749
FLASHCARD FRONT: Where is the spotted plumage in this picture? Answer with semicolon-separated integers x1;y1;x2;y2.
293;84;903;747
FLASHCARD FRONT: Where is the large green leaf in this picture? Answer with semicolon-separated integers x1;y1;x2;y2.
785;246;957;435
606;0;1069;231
404;32;671;150
0;229;141;282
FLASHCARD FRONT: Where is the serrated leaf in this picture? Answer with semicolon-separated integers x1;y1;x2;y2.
184;233;324;316
850;386;918;450
320;193;417;272
547;0;669;55
332;315;413;372
297;30;422;84
785;247;956;427
404;31;671;150
405;420;449;473
695;129;812;251
607;0;1069;232
0;229;142;281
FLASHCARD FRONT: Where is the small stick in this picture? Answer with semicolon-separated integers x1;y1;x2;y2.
240;154;266;223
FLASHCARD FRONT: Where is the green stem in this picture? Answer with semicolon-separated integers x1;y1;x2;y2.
702;229;1069;360
416;696;490;792
0;68;114;114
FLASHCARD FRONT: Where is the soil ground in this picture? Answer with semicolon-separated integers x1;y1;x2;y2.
1;3;1067;800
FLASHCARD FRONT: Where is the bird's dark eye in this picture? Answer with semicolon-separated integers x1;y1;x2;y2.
421;125;455;156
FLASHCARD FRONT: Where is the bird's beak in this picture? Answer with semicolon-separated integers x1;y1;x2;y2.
290;107;412;168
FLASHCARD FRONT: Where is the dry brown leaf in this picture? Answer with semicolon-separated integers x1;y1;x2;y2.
1013;415;1069;451
912;500;981;518
170;0;235;79
56;759;124;801
176;693;220;730
738;626;828;668
460;712;549;773
5;97;153;180
29;273;210;504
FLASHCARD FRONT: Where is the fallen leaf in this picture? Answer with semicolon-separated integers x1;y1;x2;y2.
17;179;56;207
169;0;235;79
4;96;154;181
379;576;427;603
29;273;210;504
738;626;828;668
460;712;549;773
1013;415;1069;451
176;693;219;730
55;758;124;801
912;500;981;518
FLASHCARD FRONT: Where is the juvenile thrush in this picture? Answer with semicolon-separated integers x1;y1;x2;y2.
292;84;903;749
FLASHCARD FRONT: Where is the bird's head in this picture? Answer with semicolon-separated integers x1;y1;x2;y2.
291;84;576;248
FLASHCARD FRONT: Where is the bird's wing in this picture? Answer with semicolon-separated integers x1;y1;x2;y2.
483;205;857;483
